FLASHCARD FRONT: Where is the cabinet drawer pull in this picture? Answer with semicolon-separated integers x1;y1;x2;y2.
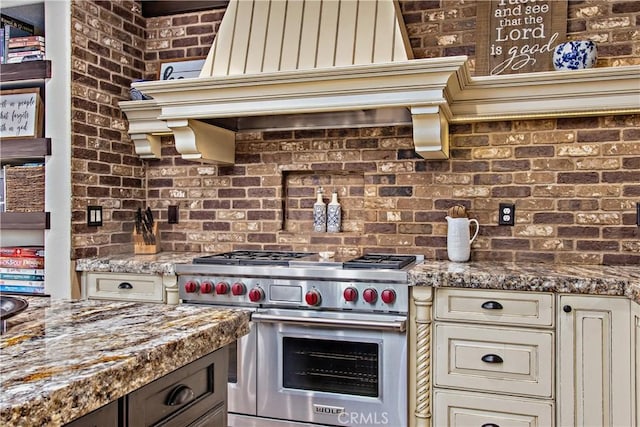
481;354;503;364
118;282;133;289
481;424;500;427
166;384;194;406
481;300;503;310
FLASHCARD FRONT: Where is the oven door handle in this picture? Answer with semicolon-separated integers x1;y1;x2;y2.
251;313;406;332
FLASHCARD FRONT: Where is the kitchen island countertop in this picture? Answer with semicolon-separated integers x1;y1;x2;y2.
0;297;250;426
409;260;640;304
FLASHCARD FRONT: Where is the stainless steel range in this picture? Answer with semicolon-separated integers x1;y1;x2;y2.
176;250;422;427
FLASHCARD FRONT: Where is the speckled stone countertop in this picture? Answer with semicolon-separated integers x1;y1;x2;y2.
0;297;250;426
77;253;640;304
409;260;640;304
75;252;203;275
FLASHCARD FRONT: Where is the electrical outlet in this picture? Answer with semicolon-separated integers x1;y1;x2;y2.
168;205;179;224
87;206;103;227
498;203;515;226
637;202;640;227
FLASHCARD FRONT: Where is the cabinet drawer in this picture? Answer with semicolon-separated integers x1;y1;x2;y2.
434;323;554;398
433;389;554;427
435;288;554;327
86;272;164;303
128;347;228;427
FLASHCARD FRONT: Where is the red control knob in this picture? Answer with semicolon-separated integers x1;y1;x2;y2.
248;287;265;302
216;281;229;295
343;287;358;302
305;289;322;306
231;282;246;296
184;280;199;293
200;280;213;294
381;289;396;304
363;288;378;304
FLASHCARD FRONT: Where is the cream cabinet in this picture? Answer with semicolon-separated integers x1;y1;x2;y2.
432;288;555;427
557;295;632;427
426;288;636;427
83;272;179;304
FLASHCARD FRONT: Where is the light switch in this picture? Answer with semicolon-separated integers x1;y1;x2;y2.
87;206;103;227
168;205;179;224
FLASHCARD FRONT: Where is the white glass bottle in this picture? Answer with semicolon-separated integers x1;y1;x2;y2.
313;187;326;232
327;191;341;233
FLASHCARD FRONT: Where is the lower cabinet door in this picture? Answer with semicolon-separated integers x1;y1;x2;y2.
127;348;228;427
433;389;554;427
557;295;632;427
64;399;120;427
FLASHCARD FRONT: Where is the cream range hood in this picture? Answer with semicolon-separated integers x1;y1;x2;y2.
120;0;640;164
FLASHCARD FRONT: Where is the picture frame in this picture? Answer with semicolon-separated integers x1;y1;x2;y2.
0;87;44;139
158;57;206;81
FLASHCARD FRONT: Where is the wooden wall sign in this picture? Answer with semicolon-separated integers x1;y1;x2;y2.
0;88;43;139
159;58;206;80
476;0;567;76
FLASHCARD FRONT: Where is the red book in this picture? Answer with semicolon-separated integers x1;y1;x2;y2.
0;246;45;258
7;40;45;48
7;35;44;44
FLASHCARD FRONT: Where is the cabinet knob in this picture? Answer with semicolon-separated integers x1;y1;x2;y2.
118;282;133;289
481;424;500;427
481;354;504;364
481;300;503;310
563;305;572;313
166;384;194;406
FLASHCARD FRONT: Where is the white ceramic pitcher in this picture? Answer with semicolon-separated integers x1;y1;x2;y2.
446;216;479;262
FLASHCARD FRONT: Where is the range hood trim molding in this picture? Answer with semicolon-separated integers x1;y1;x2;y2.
120;57;469;160
119;61;640;162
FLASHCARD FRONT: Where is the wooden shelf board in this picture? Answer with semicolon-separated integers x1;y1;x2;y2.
0;212;50;230
0;61;52;83
0;138;51;163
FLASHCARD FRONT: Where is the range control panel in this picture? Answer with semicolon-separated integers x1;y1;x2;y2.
178;276;408;313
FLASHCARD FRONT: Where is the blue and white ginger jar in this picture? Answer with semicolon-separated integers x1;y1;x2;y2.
553;40;597;71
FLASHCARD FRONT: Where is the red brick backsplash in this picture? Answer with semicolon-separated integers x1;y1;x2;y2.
68;1;640;264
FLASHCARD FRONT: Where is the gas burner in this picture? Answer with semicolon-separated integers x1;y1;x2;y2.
193;250;314;266
343;253;416;270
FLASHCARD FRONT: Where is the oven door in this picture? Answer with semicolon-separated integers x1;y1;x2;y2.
253;308;407;427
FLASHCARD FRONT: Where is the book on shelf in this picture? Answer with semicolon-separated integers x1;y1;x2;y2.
0;272;43;281
7;48;45;58
0;246;45;258
0;278;44;287
0;257;44;269
0;267;44;275
0;14;35;35
0;284;45;294
7;35;44;46
1;13;37;64
7;43;45;53
6;53;45;64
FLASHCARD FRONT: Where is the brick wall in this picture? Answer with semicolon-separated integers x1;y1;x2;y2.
70;0;147;258
75;1;639;264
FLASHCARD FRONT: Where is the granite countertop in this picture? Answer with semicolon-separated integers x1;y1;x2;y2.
76;252;640;303
75;252;203;275
0;297;250;426
409;260;640;304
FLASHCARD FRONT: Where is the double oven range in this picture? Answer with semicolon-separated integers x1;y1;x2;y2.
176;251;421;427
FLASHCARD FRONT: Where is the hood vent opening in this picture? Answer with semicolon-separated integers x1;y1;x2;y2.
117;1;462;162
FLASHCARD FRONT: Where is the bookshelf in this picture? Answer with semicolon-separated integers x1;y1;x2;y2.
0;61;51;230
1;1;72;299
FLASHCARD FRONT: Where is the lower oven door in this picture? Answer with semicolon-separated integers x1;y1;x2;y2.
253;308;407;427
